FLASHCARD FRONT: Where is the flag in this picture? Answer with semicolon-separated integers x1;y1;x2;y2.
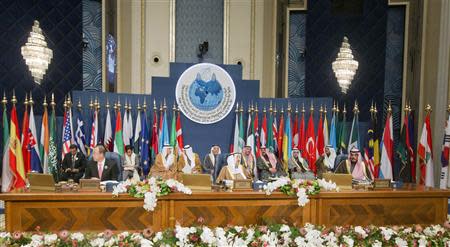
140;110;150;176
316;112;324;157
407;112;415;183
305;111;317;174
61;108;73;159
176;110;183;153
10;104;26;190
150;108;159;160
323;111;329;146
28;104;41;172
440;113;450;188
261;110;267;149
238;109;245;151
379;111;393;180
123;109;131;146
158;109;169;150
170;109;176;148
39;102;49;174
299;111;305;156
277;111;284;159
134;108;142;153
397;111;413;182
267;108;273;149
272;112;278;154
367;110;380;178
75;108;87;156
339;110;348;154
2;104;13;192
418;112;434;187
348;111;360;153
127;107;133;145
232;110;240;153
21;103;30;174
104;108;113;151
282;110;292;165
114;108;124;156
246;108;255;154
48;104;58;176
293;112;299;148
329;110;337;149
254;109;260;157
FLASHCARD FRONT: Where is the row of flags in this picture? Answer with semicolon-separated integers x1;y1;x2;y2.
229;101;450;188
0;93;184;192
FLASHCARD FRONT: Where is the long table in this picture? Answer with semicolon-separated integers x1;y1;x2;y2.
1;185;449;232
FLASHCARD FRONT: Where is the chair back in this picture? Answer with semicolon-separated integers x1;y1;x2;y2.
105;152;123;180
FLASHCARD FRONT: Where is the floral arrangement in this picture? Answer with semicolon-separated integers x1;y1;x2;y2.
3;222;450;247
112;177;192;211
264;178;339;206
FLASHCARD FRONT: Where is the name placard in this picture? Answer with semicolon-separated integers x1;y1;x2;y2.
373;179;391;189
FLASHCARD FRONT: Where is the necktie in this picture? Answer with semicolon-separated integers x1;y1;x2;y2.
72;155;75;168
98;162;103;179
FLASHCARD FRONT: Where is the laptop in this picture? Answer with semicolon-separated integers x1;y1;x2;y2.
322;173;353;190
28;173;55;192
180;173;212;192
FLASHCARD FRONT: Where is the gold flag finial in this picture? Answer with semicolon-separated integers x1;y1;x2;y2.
425;104;432;113
143;98;147;111
319;105;323;114
273;103;277;114
137;99;142;111
295;105;299;114
235;102;239;113
77;98;82;110
50;93;55;109
280;106;284;114
117;97;122;108
1;92;7;107
324;105;327;114
353;101;359;114
28;92;34;106
153;99;157;111
105;98;110;109
387;101;392;113
310;101;314;112
301;103;305;113
42;95;48;107
89;97;94;109
332;101;337;113
255;103;259;113
11;90;17;105
342;103;347;114
263;105;266;113
24;93;29;106
239;102;244;112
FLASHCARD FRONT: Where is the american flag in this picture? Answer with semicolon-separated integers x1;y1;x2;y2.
62;110;73;158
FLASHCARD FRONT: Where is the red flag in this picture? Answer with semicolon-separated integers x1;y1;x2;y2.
151;110;159;156
316;113;324;157
277;112;284;159
10;105;26;190
176;111;183;153
405;112;415;183
21;104;30;174
418;112;434;186
299;112;305;156
305;112;316;174
254;110;260;157
293;112;299;148
261;111;267;149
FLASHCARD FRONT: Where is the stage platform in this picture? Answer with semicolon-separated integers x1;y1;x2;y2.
1;185;449;232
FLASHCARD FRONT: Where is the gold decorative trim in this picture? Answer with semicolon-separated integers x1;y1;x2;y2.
223;0;230;64
169;0;176;62
250;0;256;79
140;0;146;93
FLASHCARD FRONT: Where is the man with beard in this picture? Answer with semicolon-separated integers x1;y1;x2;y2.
315;145;337;178
178;145;202;174
242;145;257;179
288;148;314;180
256;146;287;181
202;144;221;176
150;145;178;180
334;147;372;180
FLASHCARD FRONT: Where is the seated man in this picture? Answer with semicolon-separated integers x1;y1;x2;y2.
334;147;372;180
178;145;202;174
315;145;337;178
256;146;287;181
84;144;119;181
60;144;86;183
288;148;314;180
122;145;140;181
150;145;178;180
216;153;250;183
202;144;221;176
242;145;257;179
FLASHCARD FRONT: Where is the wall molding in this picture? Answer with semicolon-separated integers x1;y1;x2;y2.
169;0;176;62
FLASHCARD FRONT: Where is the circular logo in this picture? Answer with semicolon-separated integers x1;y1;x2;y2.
176;63;236;124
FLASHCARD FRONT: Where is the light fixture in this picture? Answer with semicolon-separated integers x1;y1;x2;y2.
21;20;53;84
332;36;358;94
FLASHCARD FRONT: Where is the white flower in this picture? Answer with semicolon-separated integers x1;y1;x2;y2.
403;227;412;234
395;237;408;247
118;231;129;239
294;236;307;247
354;226;368;239
418;236;428;247
296;188;310;206
380;227;396;241
372;240;383;247
31;234;43;243
317;178;338;191
200;226;215;245
280;224;290;233
112;181;130;196
44;234;58;244
234;226;243;233
90;237;105;247
143;191;158;211
264;177;291;195
140;238;154;247
153;232;163;242
104;237;117;246
70;232;85;242
342;235;354;247
0;232;10;239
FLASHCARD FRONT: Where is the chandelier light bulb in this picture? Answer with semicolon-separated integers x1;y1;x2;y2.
21;20;53;84
332;36;358;94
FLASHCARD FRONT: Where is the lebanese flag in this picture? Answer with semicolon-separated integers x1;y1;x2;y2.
379;111;394;180
260;111;267;148
419;113;434;187
305;112;316;174
254;110;260;157
299;112;305;157
277;113;284;159
316;113;324;158
176;111;183;153
293;113;299;148
10;105;26;190
21;104;30;174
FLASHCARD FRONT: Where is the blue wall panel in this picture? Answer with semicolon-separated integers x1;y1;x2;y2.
288;11;306;97
82;0;102;92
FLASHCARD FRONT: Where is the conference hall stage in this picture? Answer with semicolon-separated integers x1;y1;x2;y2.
1;185;449;232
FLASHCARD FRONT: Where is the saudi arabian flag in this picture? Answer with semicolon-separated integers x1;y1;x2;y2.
114;110;124;156
48;106;58;177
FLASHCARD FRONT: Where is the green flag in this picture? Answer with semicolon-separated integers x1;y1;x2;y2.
48;106;58;177
348;113;360;152
238;111;245;151
339;112;348;153
114;110;124;156
170;110;176;148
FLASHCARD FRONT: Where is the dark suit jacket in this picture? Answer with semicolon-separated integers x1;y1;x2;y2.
61;152;86;172
84;158;119;181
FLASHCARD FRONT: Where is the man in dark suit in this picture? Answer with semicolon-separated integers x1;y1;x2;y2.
84;144;119;181
60;144;86;183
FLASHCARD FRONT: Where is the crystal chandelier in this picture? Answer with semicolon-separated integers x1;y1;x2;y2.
332;36;358;94
21;20;53;84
